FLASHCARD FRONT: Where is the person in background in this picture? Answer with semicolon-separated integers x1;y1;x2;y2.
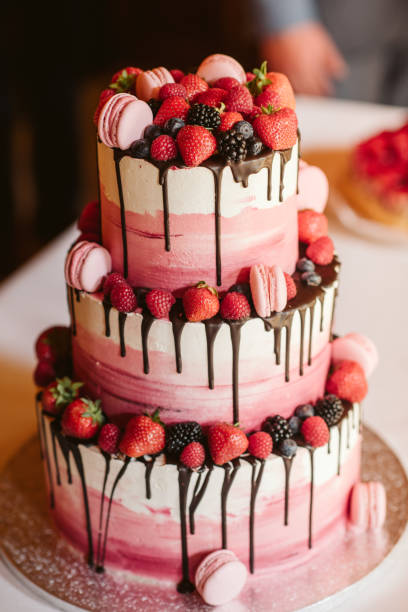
253;0;408;105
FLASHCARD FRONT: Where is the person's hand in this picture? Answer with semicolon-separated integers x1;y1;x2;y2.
260;21;347;96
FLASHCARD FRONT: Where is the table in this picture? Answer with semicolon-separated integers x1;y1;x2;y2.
0;96;407;611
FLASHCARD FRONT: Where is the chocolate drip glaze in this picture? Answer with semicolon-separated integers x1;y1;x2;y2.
177;466;195;593
221;459;241;549
170;304;186;374
282;456;294;526
228;321;243;423
330;287;338;340
141;312;155;374
96;453;111;570
118;312;127;357
264;312;294;382
248;458;265;573
159;167;171;251
204;318;222;389
103;299;112;337
189;466;213;534
318;294;325;332
67;286;76;336
138;456;155;499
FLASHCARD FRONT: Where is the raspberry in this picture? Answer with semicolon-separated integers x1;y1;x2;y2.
284;273;297;300
78;200;100;234
315;395;344;427
150;135;178;161
180;441;206;469
248;431;272;459
262;415;291;445
224;85;253;114
298;210;328;244
159;83;187;101
98;423;121;454
93;88;115;126
34;360;57;387
145;289;176;319
306;236;334;266
301;416;329;447
166;421;203;456
194;88;227;107
220;292;251;321
170;69;185;83
326;360;368;403
110;283;137;313
103;272;126;297
213;77;240;91
219;111;244;132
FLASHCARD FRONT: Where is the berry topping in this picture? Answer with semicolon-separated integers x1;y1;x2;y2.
208;423;249;465
298;210;328;244
153;96;190;127
245;105;263;122
163;117;185;138
246;72;256;82
287;416;301;435
224;85;253;114
194;88;227;107
254;87;282;110
246;136;263;156
77;200;100;235
228;283;252;302
295;403;315;420
119;410;166;458
279;438;298;457
159;83;187;101
262;415;291;445
103;272;126;297
34;360;57;387
147;98;162;117
296;257;315;272
61;398;104;440
42;377;83;415
187;103;221;130
248;431;272;459
177;125;217;167
253;107;298;150
284;273;297;300
233;120;254;140
214;77;240;90
246;61;272;96
182;281;219;322
166;421;203;456
315;395;344;427
110;283;137;313
219;111;244;132
218;129;247;161
145;288;176;319
170;69;185;83
130;138;151;159
98;423;121;454
301;271;322;286
150;135;178;161
93;88;115;126
326;360;368;403
144;124;163;141
110;67;142;93
301;416;330;447
262;73;296;109
180;74;208;101
180;441;206;469
220;291;251;321
35;326;71;365
306;236;334;266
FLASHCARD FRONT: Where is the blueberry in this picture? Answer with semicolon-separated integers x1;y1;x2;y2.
288;416;301;435
296;257;315;272
246;136;263;156
295;403;314;420
301;271;322;286
130;138;151;159
234;121;254;140
279;439;297;458
144;124;162;141
164;117;185;138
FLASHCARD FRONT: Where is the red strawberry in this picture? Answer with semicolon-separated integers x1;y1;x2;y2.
326;360;368;403
214;77;240;91
159;83;187;101
119;411;165;457
180;74;208;101
170;69;185;83
254;87;282;110
62;398;104;439
306;236;334;266
150;135;178;161
183;281;219;322
177;125;216;167
35;326;71;364
220;292;251;321
98;423;121;454
298;210;328;244
153;96;190;127
253;107;298;150
42;377;83;415
78;200;100;235
248;431;272;459
103;272;127;297
224;85;253;114
93;88;115;125
110;283;137;313
208;423;248;465
219;111;243;132
284;273;297;300
265;73;296;109
110;67;142;93
180;441;206;469
145;288;176;319
301;416;329;447
34;360;56;387
245;105;262;122
193;88;227;107
246;72;255;82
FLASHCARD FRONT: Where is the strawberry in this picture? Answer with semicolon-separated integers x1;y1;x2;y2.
150;135;178;161
180;74;208;101
110;283;137;312
34;360;57;387
145;288;176;319
170;69;185;83
103;272;127;297
35;326;71;364
159;83;187;101
77;200;100;235
301;416;329;447
119;410;165;457
220;292;251;321
177;125;216;167
42;377;83;415
224;85;253;114
98;423;121;454
284;273;297;300
182;281;219;322
298;210;328;244
306;236;334;266
194;88;227;107
263;73;296;110
214;77;240;91
208;423;248;465
61;398;104;439
254;87;282;110
110;67;142;93
326;360;368;403
248;431;272;459
245;105;262;122
180;441;206;469
253;107;298;150
93;88;115;125
153;96;190;127
246;72;255;82
247;61;272;96
219;111;243;132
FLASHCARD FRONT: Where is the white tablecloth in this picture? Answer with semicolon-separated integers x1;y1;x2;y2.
0;96;407;611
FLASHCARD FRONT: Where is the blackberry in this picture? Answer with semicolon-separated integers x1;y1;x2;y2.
301;271;321;286
218;129;247;162
295;403;314;420
147;98;162;117
187;104;221;130
164;117;185;138
296;257;315;272
247;136;263;156
166;421;203;456
279;438;297;458
315;395;344;427
234;120;254;140
262;415;291;445
130;139;150;159
144;124;162;141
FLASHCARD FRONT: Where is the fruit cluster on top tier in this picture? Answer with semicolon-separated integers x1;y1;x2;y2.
95;54;298;167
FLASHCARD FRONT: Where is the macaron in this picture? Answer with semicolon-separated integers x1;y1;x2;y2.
331;333;378;378
65;240;111;293
297;160;329;214
196;54;246;85
98;93;153;150
136;67;174;101
195;549;247;606
349;481;386;530
250;263;287;318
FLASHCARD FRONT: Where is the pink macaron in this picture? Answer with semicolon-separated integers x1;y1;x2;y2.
250;263;288;318
98;93;153;150
65;240;111;293
297;160;329;214
349;481;387;530
136;67;174;101
196;53;246;85
195;549;247;606
331;333;378;378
